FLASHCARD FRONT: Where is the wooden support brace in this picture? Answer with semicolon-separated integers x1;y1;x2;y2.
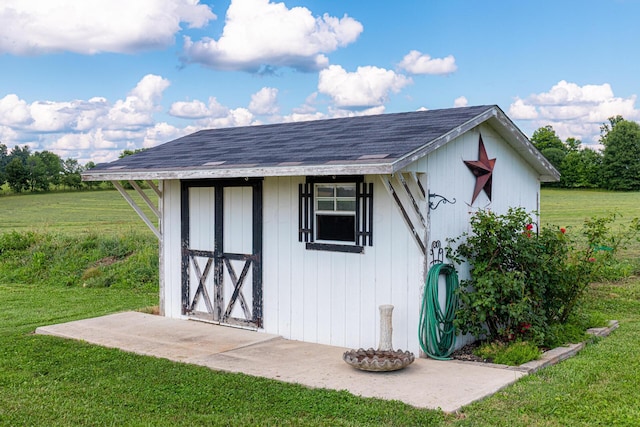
146;180;162;198
112;180;161;240
380;175;426;255
410;172;426;198
396;173;426;227
129;180;160;218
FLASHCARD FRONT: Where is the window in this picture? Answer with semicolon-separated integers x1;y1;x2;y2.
315;183;356;242
299;176;373;253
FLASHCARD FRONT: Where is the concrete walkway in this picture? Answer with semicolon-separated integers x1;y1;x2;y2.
36;311;526;413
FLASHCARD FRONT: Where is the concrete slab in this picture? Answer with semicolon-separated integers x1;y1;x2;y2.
36;311;526;413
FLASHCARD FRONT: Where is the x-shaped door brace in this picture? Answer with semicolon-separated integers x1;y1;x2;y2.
222;257;253;322
188;255;215;314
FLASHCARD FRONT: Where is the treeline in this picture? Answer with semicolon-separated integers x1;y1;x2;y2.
533;115;640;191
0;143;99;193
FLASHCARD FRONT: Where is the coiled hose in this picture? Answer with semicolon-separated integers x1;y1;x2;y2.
419;263;459;360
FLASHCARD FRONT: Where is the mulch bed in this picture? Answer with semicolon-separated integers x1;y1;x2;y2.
449;342;489;363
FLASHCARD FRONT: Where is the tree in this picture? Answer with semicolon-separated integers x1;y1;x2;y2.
565;137;582;153
36;151;63;188
599;115;625;142
26;155;48;191
5;157;29;193
531;126;568;184
9;145;31;164
62;158;84;189
600;117;640;190
119;148;147;158
560;148;602;188
540;147;566;169
531;126;566;152
0;143;8;187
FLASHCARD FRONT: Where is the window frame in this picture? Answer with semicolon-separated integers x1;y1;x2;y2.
299;175;373;254
314;182;357;243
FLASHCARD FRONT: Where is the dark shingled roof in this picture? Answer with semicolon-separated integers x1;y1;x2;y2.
83;105;559;181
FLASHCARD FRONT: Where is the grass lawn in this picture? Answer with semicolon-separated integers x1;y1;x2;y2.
541;187;640;228
0;189;155;236
1;188;640;425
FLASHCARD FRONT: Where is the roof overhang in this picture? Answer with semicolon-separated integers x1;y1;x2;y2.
82;162;399;181
82;106;559;183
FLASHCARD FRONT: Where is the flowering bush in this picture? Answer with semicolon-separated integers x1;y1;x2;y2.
447;208;638;345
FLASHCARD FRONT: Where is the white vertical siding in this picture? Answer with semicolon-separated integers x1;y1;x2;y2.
161;180;183;319
160;123;543;356
262;175;424;354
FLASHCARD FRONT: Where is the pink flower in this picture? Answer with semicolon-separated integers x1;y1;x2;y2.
560;227;566;234
588;257;596;262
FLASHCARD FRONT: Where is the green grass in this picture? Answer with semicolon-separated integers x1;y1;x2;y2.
540;187;640;229
1;189;640;425
541;187;640;259
0;189;155;236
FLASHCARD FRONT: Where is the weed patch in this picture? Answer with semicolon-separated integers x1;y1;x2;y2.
0;230;158;290
474;341;542;366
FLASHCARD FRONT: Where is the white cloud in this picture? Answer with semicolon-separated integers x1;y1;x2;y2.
0;74;173;163
318;65;412;108
509;99;538;120
282;111;327;123
510;80;640;144
398;50;457;75
197;108;255;129
249;88;279;115
0;0;215;55
0;125;19;142
169;97;229;119
169;100;210;119
108;75;170;128
0;94;32;126
327;105;386;118
453;96;468;108
50;129;115;153
529;80;614;105
181;0;363;72
142;122;193;148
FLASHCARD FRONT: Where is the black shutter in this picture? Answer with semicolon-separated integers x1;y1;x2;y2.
298;182;314;242
356;182;373;246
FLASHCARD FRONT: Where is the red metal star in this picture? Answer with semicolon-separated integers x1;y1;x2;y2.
464;135;496;204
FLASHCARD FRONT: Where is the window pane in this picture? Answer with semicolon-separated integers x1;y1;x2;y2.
336;200;356;211
316;186;334;198
317;199;334;211
316;214;355;242
336;185;356;198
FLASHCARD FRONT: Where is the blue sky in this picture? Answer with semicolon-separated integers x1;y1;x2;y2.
1;0;639;164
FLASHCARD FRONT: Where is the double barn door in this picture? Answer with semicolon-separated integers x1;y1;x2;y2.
181;179;263;329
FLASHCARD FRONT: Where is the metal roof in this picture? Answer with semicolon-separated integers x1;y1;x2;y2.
82;105;560;182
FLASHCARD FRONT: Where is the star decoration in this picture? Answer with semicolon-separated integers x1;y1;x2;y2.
463;135;496;204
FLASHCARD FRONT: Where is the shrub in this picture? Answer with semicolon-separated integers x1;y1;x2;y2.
447;208;639;345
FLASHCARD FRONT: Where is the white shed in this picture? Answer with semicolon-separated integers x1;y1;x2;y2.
83;105;559;356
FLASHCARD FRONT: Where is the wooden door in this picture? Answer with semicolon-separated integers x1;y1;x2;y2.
181;179;263;329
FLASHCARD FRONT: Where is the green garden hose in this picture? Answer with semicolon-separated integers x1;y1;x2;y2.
419;263;459;360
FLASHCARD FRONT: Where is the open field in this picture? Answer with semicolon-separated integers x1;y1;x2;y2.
541;188;640;229
0;189;155;236
1;188;640;425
